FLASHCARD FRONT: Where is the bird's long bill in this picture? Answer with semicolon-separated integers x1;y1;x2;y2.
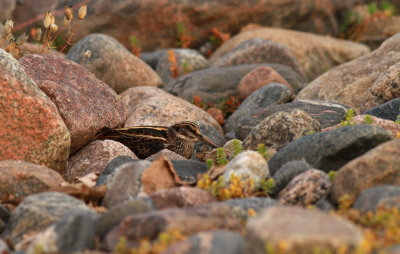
197;134;218;148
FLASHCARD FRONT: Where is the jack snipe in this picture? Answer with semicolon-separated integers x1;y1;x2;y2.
96;121;218;159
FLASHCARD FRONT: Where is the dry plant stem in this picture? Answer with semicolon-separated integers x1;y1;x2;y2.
40;29;52;53
60;19;81;53
49;25;65;45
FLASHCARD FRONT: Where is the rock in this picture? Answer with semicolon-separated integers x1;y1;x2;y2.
163;230;246;254
66;34;162;93
95;199;152;240
242;109;321;151
237;66;297;101
222;197;279;220
272;160;315;195
206;107;225;125
120;86;222;133
322;115;400;138
140;50;166;69
211;38;304;78
268;124;392;175
170;160;208;183
67;140;138;182
0;48;70;173
251;100;350;130
205;139;241;165
353;185;400;214
19;42;65;58
211;27;370;81
278;169;332;206
96;156;137;186
223;151;269;190
150;187;216;209
224;83;293;140
19;54;127;154
54;210;95;253
315;199;335;211
164;64;304;105
297;33;400;113
155;49;209;84
15;0;349;51
363;62;400;111
0;204;10;223
194;121;227;161
246;206;363;254
0;160;65;203
146;149;187;161
102;160;151;208
331;139;400;204
8;192;96;244
362;98;400;121
0;239;10;254
105;203;243;249
0;0;15;20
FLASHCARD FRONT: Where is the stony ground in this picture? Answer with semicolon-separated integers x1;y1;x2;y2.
1;0;400;253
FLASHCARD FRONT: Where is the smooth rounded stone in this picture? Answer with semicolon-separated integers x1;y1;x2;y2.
268;124;392;175
297;33;400;113
67;140;138;182
331;139;400;205
95;199;152;240
0;239;10;254
210;27;370;81
105;203;243;249
252;99;350;130
212;38;304;77
164;63;304;105
194;121;227;159
315;199;335;211
96;156;137;186
322;115;400;138
150;186;216;209
155;49;209;84
170;160;208;184
19;54;127;154
140;50;166;69
353;185;400;214
8;192;97;244
242;109;321;151
246;206;364;254
0;160;66;202
102;160;151;208
362;98;400;121
237;65;297;101
362;62;400;111
224;83;293;140
0;48;70;173
54;210;95;253
66;34;162;94
163;230;245;254
278;169;332;206
19;42;66;59
272;160;315;195
223;151;269;189
222;197;279;220
120;86;222;133
146;149;187;161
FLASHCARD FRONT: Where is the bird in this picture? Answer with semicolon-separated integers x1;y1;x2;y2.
95;121;218;159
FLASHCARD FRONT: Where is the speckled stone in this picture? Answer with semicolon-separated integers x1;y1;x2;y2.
242;109;321;151
272;160;314;195
66;34;162;93
268;124;392;175
246;206;363;254
362;98;400;121
0;160;65;202
19;54;127;154
212;38;304;78
67;140;138;182
0;49;70;173
278;169;332;206
120;86;222;133
8;192;97;244
331;139;400;204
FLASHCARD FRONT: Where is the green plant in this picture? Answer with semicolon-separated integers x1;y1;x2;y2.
364;114;374;124
129;35;141;56
341;109;356;127
206;158;213;170
328;170;336;181
368;2;379;15
176;22;191;48
396;107;400;124
257;144;271;161
231;139;243;158
260;178;276;195
216;147;228;166
306;130;316;135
